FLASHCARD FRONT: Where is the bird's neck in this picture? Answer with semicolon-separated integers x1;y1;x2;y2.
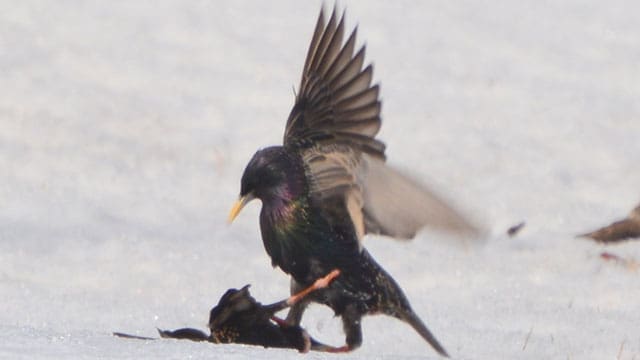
262;184;308;224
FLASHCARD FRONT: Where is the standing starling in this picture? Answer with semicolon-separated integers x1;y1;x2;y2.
228;7;482;357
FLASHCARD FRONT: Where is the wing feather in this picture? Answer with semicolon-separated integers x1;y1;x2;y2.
324;28;358;82
303;146;483;242
316;16;345;76
284;7;383;159
301;9;326;79
288;7;483;245
307;9;339;78
336;85;379;111
333;65;373;100
329;47;366;90
359;156;483;239
336;102;381;122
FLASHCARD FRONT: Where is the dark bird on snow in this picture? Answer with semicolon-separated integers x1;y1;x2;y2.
228;6;483;357
579;203;640;243
115;270;342;353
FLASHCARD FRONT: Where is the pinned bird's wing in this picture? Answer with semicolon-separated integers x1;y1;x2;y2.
283;7;385;158
303;146;484;243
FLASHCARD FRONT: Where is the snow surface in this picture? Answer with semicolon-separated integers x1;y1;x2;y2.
1;1;639;359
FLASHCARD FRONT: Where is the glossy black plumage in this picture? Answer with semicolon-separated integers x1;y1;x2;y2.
230;7;484;357
158;285;320;352
117;271;342;352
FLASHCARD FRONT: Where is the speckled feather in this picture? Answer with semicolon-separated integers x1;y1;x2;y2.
232;6;484;357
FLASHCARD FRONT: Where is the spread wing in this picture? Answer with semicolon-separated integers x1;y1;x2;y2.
283;8;385;158
289;7;483;243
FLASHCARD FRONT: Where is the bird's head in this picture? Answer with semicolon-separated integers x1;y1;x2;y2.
208;284;257;330
228;146;300;223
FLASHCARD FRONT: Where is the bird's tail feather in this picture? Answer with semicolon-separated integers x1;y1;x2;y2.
401;310;449;357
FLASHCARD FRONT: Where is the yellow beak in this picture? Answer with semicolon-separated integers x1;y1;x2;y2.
227;194;253;223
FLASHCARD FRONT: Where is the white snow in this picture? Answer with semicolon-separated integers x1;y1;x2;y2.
1;1;639;359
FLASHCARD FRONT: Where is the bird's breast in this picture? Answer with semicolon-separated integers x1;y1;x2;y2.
259;199;315;275
259;196;362;286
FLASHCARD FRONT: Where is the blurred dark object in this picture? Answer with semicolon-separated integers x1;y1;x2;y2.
580;204;640;243
507;222;526;237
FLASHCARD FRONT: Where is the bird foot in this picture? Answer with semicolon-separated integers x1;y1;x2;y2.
286;269;340;306
326;345;351;353
312;344;352;353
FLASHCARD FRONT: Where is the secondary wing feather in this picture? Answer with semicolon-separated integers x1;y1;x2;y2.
360;156;483;239
303;146;483;242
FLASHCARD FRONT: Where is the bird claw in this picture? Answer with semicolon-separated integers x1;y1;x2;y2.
312;269;341;289
312;344;352;353
286;269;341;306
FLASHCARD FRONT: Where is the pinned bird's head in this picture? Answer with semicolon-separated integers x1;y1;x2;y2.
208;284;257;330
228;146;305;223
